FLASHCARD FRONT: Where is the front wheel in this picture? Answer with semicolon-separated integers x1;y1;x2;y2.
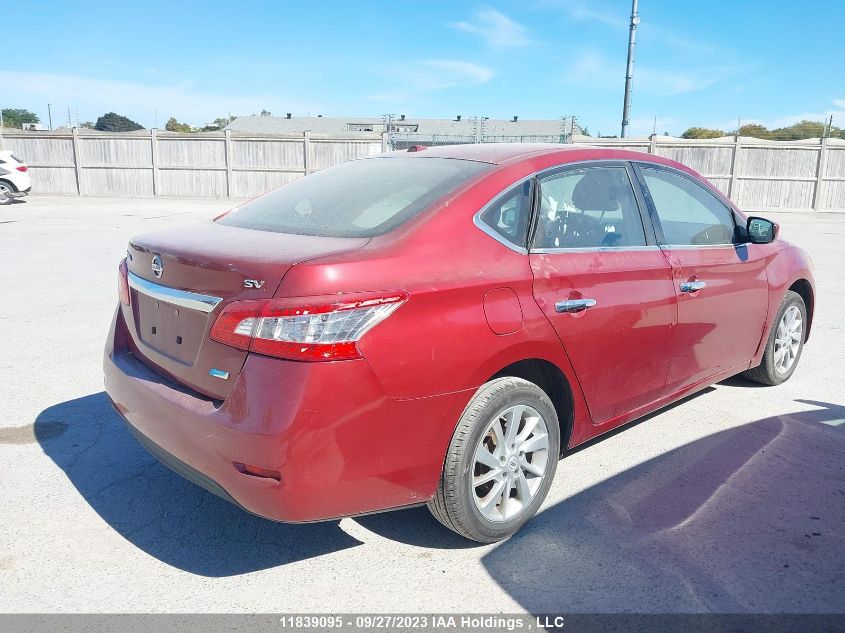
428;377;560;543
742;290;807;385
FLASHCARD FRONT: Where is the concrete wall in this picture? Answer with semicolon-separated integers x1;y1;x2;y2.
2;129;844;211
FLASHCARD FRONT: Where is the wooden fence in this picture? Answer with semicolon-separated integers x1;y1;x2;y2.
0;129;384;199
1;129;844;211
575;136;845;211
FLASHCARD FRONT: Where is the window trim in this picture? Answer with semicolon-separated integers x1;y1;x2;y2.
631;161;739;248
472;177;534;254
473;159;661;254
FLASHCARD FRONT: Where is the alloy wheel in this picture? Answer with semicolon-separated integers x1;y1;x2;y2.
471;405;550;522
774;305;802;374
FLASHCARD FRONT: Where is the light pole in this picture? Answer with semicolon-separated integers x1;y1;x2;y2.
620;0;639;138
47;103;53;130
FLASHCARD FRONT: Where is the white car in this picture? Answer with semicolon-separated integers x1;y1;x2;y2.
0;151;32;204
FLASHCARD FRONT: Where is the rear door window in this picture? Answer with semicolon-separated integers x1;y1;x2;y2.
533;166;647;249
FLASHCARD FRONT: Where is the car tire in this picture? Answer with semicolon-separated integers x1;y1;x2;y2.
428;377;560;543
0;181;13;206
742;290;807;386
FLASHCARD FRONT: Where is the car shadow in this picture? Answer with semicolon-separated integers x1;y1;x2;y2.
481;399;845;612
357;388;718;549
35;392;362;577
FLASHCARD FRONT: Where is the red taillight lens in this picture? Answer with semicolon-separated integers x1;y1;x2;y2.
16;166;28;172
208;300;264;350
210;293;407;361
118;259;130;306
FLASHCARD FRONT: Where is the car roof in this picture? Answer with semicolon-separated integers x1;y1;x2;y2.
383;143;590;164
379;143;699;177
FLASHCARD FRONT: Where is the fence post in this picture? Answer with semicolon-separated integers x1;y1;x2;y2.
649;134;657;154
150;128;159;196
812;136;829;211
728;135;742;202
303;131;311;175
224;129;233;198
71;127;82;195
381;132;388;152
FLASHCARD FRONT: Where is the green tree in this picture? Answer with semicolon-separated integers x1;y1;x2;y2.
200;116;235;131
1;108;40;128
734;123;771;139
78;121;95;129
94;112;144;132
681;126;727;139
165;117;194;133
767;119;844;140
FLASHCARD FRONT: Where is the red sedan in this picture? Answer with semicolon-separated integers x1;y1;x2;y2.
104;144;814;542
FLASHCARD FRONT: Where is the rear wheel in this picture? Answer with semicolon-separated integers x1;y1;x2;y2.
742;290;807;385
0;181;13;206
428;377;560;543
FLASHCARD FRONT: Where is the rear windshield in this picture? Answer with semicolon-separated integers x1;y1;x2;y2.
217;157;490;237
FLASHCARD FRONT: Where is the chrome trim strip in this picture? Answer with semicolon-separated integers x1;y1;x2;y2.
472;177;532;254
473;159;663;255
472;214;529;254
659;244;737;250
128;272;223;313
531;245;661;254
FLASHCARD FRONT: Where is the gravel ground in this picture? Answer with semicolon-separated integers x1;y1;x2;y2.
1;195;843;613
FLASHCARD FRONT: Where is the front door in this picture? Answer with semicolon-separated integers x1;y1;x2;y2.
634;163;769;390
529;163;678;425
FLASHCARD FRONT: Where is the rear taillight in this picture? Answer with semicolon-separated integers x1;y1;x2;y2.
16;166;28;172
210;293;407;361
118;259;130;306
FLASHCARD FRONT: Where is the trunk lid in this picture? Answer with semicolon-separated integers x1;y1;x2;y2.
123;220;368;399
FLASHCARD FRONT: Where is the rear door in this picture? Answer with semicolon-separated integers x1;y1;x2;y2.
529;162;677;425
633;163;769;390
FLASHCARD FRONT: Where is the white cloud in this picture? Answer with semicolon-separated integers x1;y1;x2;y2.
450;8;534;48
0;70;317;127
365;59;494;105
540;0;624;28
420;60;495;87
563;50;745;97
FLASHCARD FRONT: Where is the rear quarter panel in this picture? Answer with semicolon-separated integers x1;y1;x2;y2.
275;157;595;446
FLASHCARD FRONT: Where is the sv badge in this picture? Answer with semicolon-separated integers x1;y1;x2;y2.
243;279;266;289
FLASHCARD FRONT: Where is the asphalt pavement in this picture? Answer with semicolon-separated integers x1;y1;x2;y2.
1;195;842;613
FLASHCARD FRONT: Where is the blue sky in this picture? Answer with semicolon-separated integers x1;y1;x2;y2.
4;0;844;136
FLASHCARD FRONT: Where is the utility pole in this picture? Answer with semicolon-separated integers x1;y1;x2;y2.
620;0;640;138
47;103;53;130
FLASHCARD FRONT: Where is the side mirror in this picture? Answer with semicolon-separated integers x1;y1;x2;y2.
746;216;778;244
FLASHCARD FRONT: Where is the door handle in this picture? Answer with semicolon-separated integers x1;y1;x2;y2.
555;298;597;313
680;280;706;293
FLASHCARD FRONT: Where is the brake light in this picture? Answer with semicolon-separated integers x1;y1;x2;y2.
16;166;28;172
118;259;130;306
210;293;407;361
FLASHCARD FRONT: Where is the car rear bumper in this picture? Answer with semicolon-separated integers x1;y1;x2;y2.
103;307;468;523
2;186;30;199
